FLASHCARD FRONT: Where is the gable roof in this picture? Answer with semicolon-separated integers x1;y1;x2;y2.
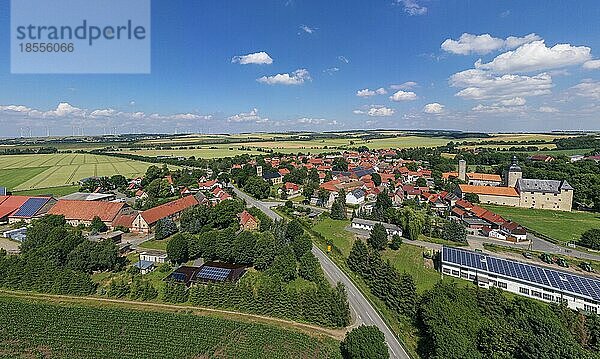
48;200;125;222
141;195;199;225
0;196;40;218
516;178;573;194
10;197;55;218
458;184;519;197
239;210;258;226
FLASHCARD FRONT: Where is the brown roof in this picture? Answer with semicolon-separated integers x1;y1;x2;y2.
467;173;502;182
458;184;519;197
48;200;125;222
239;210;258;226
0;196;38;218
141;195;199;225
112;211;138;228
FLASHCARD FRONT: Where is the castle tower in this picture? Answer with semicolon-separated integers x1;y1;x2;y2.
256;165;263;178
506;156;522;187
458;159;467;182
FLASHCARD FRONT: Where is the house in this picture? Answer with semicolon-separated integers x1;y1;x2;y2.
500;221;528;242
133;260;155;275
346;189;365;205
239;210;259;231
529;154;554;162
132;195;200;233
351;218;402;236
47;200;126;228
139;250;168;263
139;250;166;263
263;172;283;185
7;196;56;224
283;182;301;197
0;196;33;223
198;179;220;191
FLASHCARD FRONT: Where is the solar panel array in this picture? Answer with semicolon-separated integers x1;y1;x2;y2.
12;198;48;217
170;272;187;282
196;266;232;282
442;247;600;302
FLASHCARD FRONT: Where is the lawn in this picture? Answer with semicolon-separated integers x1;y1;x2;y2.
0;153;173;191
312;218;356;256
138;238;170;251
482;204;600;244
0;293;342;359
381;243;442;293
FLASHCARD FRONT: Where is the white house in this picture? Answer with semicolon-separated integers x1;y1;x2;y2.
346;189;366;205
139;250;168;263
351;218;402;236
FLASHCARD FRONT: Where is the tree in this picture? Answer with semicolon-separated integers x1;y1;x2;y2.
109;174;127;189
298;252;324;283
268;247;297;282
579;229;600;250
285;219;305;243
442;221;467;243
415;177;427;187
244;176;271;200
155;218;178;240
317;188;330;207
89;216;107;233
340;325;389;359
368;223;388;250
347;240;370;276
145;178;172;198
231;231;257;264
389;234;402;250
254;232;278;270
291;234;312;260
371;173;382;186
166;233;189;264
399;208;425;241
331;189;347;220
464;193;480;204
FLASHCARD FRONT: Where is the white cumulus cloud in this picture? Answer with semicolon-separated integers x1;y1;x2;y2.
232;52;273;65
423;103;445;114
390;81;417;90
583;60;600;70
389;90;417;101
257;69;311;85
441;33;540;55
450;69;553;100
570;80;600;100
227;108;269;123
475;40;591;73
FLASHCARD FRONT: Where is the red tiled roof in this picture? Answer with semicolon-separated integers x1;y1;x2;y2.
0;196;36;218
141;195;199;225
278;168;291;175
48;200;125;222
112;211;138;228
239;210;257;226
458;184;519;197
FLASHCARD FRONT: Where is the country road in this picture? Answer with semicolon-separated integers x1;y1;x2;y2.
231;185;410;358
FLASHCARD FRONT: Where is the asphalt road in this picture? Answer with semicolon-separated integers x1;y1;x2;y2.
232;185;409;358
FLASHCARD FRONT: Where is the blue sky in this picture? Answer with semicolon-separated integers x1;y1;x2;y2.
1;0;599;136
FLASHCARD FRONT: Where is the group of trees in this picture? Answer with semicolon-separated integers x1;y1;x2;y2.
419;282;599;358
161;217;350;328
0;215;123;296
579;229;600;250
348;240;417;319
331;189;347;220
80;174;128;193
341;326;389;359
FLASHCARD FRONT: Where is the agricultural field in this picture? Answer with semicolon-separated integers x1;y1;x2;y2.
0;153;171;191
13;185;80;197
482;204;600;244
0;294;342;359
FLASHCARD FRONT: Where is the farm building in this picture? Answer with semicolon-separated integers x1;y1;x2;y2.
351;218;402;236
442;247;600;313
0;196;53;224
131;194;201;233
59;192;116;201
166;262;246;286
7;197;56;224
47;200;126;228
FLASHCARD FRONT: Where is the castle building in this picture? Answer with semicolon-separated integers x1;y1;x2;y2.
456;157;574;212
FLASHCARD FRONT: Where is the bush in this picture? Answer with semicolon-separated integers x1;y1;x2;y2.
340;325;389;359
579;229;600;250
155;218;178;240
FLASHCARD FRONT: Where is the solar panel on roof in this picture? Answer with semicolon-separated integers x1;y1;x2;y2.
170;272;187;282
12;198;48;218
196;266;231;281
442;246;600;302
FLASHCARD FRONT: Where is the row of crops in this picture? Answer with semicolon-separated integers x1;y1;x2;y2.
0;295;342;359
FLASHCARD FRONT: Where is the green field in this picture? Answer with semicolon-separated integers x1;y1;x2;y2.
382;244;442;293
0;153;171;191
0;294;342;359
482;205;600;243
13;185;80;197
312;218;356;256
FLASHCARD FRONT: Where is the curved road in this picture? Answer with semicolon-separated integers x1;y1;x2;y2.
231;186;409;358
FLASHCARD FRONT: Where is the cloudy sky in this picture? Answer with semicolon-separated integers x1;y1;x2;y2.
1;0;599;136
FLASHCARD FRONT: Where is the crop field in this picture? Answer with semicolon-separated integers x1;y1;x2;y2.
482;205;600;244
0;294;342;359
0;153;166;191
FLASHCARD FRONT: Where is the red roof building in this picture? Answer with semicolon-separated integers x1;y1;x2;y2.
48;200;126;227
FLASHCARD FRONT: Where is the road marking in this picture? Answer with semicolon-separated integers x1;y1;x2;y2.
366;312;373;322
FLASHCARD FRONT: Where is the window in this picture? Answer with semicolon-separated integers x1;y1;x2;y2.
497;282;507;289
461;272;469;279
584;304;597;313
531;290;542;298
442;268;451;274
543;293;554;301
452;270;459;276
519;287;530;295
489;280;497;287
468;274;476;280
